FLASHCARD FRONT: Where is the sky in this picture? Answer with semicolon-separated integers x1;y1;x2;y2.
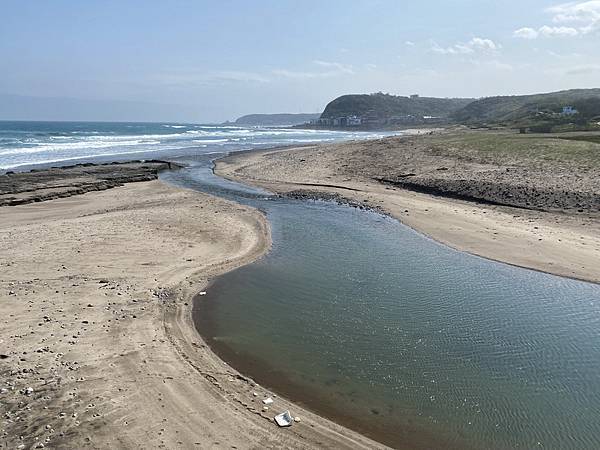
1;0;600;122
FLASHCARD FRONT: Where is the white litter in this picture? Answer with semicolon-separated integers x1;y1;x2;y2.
199;291;207;296
262;397;273;405
274;410;293;427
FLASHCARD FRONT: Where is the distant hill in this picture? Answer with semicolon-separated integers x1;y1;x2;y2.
320;93;474;120
233;113;320;126
452;88;600;125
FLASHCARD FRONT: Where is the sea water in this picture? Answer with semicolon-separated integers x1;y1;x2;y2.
0;121;391;171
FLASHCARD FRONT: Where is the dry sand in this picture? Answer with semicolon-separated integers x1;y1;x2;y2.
0;180;385;449
215;137;600;284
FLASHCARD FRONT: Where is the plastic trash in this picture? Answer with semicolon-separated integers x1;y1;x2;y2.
274;410;293;427
262;397;274;405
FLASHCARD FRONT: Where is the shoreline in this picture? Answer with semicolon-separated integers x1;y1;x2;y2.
214;139;600;285
0;169;386;449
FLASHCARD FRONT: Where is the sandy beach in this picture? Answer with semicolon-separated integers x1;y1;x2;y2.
215;131;600;284
0;171;385;449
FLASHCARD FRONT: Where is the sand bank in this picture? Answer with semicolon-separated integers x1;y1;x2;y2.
0;177;385;449
215;134;600;284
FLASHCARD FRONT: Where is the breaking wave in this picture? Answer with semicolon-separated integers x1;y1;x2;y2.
0;122;397;170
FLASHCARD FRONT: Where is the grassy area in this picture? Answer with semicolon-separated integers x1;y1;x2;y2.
427;131;600;168
558;135;600;145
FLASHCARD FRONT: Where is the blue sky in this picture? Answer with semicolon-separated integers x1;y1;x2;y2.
1;0;599;122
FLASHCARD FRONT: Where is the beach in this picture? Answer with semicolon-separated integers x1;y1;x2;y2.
215;130;600;284
2;128;599;449
0;166;385;449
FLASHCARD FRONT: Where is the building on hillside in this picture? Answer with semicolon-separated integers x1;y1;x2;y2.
315;117;332;126
561;106;578;116
346;115;362;126
387;115;418;125
410;94;420;99
363;109;380;126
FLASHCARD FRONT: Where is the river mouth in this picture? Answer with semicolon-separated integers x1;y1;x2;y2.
163;154;600;450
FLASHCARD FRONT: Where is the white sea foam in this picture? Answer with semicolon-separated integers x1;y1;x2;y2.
0;147;163;170
0;124;400;170
192;138;231;144
0;139;161;156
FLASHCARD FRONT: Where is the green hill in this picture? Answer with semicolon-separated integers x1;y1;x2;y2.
452;89;600;126
320;93;474;120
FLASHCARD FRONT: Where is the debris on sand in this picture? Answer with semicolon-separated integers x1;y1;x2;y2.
274;410;293;427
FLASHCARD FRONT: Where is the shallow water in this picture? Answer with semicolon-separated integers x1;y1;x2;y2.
163;156;600;450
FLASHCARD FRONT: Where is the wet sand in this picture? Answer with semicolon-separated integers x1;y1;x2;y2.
0;173;386;449
215;132;600;284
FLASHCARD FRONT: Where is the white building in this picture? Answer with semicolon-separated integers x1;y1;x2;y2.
347;115;362;126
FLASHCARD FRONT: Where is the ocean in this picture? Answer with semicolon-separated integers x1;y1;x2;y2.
0;121;393;171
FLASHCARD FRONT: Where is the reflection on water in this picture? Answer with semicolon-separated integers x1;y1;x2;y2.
163;157;600;450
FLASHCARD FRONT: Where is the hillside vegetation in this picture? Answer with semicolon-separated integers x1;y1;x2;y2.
452;88;600;128
316;89;600;132
320;93;473;119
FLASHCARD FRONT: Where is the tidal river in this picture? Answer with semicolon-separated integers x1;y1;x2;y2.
162;154;600;450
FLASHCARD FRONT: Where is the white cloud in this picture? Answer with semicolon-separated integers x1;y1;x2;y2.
514;27;539;39
312;60;354;74
273;60;355;79
470;37;500;51
515;1;600;38
271;69;324;79
548;1;600;25
405;41;415;46
539;25;580;37
431;37;500;55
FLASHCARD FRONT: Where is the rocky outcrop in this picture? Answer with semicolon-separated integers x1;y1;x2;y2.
0;160;180;207
375;173;599;213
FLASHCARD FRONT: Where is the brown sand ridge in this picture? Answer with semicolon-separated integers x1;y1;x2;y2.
0;164;386;449
215;130;600;284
